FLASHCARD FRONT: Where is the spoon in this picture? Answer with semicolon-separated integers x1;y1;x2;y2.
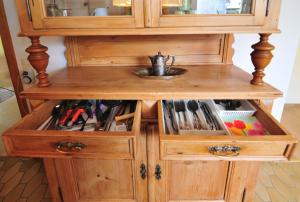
187;100;201;129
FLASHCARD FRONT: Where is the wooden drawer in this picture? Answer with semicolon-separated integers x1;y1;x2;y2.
2;100;142;159
158;100;297;161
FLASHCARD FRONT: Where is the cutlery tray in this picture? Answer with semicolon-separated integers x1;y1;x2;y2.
163;100;228;135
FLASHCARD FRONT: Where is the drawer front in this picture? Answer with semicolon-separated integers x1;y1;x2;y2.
4;132;134;159
158;101;297;161
3;100;141;159
160;140;293;161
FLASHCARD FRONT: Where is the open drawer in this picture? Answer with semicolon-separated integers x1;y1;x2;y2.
2;100;142;159
158;100;297;161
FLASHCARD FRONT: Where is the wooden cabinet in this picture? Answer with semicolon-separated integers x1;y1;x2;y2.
3;1;298;201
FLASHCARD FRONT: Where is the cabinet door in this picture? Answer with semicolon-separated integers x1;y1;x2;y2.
151;0;268;27
28;0;144;29
146;124;229;202
53;126;147;202
54;159;147;202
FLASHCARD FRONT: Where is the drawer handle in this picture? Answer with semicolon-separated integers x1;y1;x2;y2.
55;142;86;153
208;145;241;157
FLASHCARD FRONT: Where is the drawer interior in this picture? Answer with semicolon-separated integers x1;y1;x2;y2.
13;100;141;135
160;99;289;137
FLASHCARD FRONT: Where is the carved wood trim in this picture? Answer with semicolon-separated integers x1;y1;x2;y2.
26;36;50;87
251;33;275;85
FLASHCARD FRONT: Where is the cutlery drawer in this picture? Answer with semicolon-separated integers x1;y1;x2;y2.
3;100;141;159
158;100;297;161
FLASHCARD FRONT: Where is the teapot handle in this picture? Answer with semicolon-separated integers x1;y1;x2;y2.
166;56;175;73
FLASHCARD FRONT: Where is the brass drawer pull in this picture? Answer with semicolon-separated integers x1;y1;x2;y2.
55;142;86;153
208;145;241;157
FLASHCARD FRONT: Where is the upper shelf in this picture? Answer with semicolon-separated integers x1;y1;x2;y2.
15;0;282;36
21;65;282;100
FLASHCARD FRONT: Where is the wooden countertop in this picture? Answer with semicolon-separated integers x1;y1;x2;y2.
21;65;283;100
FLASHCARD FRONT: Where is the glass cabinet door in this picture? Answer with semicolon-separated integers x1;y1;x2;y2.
151;0;268;27
29;0;144;29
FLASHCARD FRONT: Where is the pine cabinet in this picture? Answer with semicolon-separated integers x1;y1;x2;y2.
2;1;298;201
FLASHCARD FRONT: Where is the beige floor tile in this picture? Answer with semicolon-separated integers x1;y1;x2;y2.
272;163;296;187
277;163;298;175
256;180;271;202
253;194;266;202
0;162;22;183
0;173;23;197
270;175;298;202
261;163;274;175
27;185;47;202
267;187;288;202
258;171;273;187
3;184;25;202
21;173;43;198
294;175;300;190
20;162;41;183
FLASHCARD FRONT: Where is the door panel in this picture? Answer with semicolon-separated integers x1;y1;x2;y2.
72;159;135;200
151;0;268;27
166;161;228;201
55;159;139;202
29;0;144;29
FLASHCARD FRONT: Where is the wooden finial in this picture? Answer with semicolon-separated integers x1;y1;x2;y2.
250;33;275;85
26;36;50;87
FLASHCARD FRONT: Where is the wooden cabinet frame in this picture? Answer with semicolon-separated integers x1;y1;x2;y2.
29;0;144;29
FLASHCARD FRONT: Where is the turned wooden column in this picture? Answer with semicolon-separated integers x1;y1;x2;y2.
250;33;275;85
26;36;50;87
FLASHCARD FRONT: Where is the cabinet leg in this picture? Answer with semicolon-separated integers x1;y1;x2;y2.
26;36;50;87
250;33;275;85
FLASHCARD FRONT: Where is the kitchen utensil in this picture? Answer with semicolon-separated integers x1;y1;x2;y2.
187;100;201;129
133;67;187;80
174;100;189;130
149;52;175;76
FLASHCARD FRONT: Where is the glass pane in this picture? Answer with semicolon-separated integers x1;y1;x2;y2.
44;0;132;17
162;0;253;15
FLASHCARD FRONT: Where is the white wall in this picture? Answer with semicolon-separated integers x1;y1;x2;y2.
3;0;300;120
233;0;300;120
286;41;300;103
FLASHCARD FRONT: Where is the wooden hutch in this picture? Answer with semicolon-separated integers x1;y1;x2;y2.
2;0;298;201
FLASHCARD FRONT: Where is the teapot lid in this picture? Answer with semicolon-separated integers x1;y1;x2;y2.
154;51;165;58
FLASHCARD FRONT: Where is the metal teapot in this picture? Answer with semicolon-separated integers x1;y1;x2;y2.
149;52;175;76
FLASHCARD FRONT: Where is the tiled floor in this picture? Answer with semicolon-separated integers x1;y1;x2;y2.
254;104;300;202
0;158;51;202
